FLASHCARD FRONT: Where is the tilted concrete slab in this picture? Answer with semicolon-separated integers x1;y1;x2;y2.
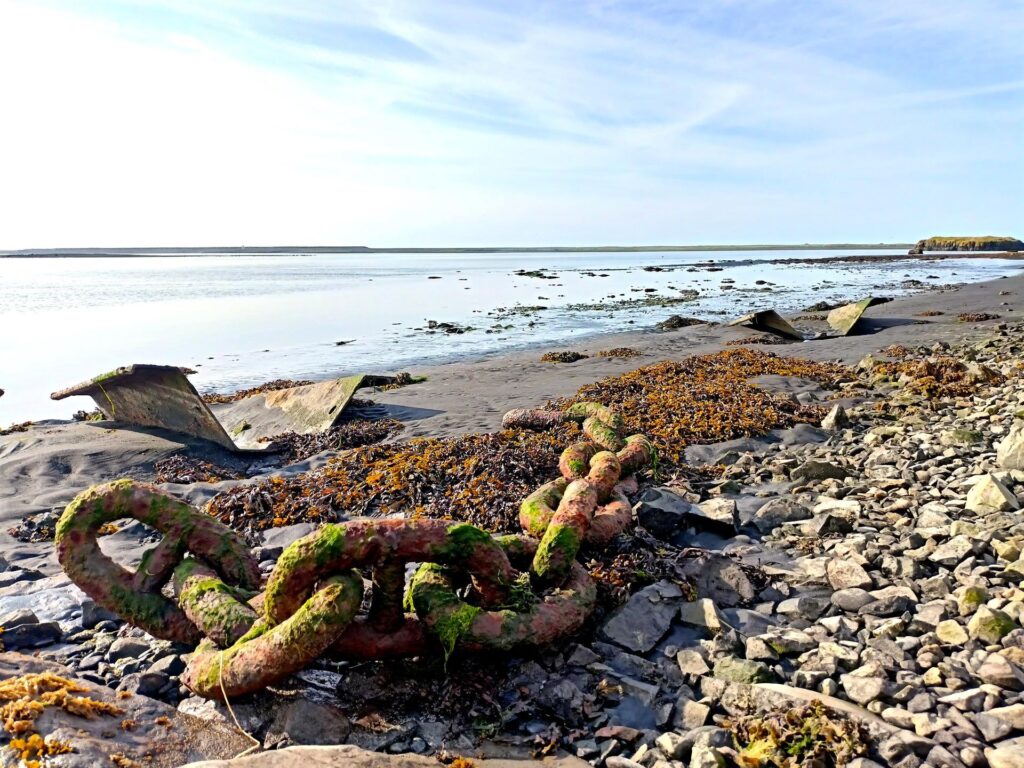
727;309;804;340
52;365;242;452
211;374;396;450
52;366;395;453
827;297;875;336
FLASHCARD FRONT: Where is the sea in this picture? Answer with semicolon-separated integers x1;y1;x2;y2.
1;249;1020;424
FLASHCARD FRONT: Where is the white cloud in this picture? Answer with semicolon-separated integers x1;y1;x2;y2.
0;0;1020;247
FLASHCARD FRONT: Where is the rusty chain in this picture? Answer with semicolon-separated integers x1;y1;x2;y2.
54;402;653;700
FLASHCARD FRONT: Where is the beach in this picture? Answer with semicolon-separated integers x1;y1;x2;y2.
1;271;1022;767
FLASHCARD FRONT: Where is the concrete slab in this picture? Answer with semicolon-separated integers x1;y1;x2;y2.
727;310;804;340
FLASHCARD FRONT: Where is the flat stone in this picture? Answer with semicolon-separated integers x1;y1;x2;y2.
751;498;812;533
713;656;773;684
679;598;728;633
792;460;850;482
601;581;683;652
929;536;976;567
265;698;352;747
633;487;694;538
935;620;969;645
826;559;873;590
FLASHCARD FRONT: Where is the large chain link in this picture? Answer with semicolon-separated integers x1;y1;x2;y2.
54;402;652;699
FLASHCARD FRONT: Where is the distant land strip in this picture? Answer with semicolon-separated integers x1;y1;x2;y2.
0;243;913;258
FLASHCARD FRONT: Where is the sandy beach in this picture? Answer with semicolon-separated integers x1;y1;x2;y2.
0;273;1018;558
1;271;1023;767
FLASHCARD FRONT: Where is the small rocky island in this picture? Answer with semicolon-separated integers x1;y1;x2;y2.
909;236;1023;255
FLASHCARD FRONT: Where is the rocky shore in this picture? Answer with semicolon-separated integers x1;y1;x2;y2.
1;282;1024;767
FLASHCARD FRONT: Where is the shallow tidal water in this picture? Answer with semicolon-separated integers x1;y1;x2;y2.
1;249;1020;424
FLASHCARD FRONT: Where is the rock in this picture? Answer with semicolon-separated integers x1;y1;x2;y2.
929;536;976;567
713;657;773;683
976;653;1024;690
633;487;694;538
676;649;711;677
965;474;1020;513
967;606;1017;644
832;588;875;612
987;747;1024;768
997;421;1024;470
107;637;151;661
679;599;728;633
821;404;851;431
265;698;352;747
692;497;739;536
792;460;850;482
986;703;1024;730
935;620;970;645
81;598;120;629
601;581;683;652
0;651;253;765
751;498;812;533
840;671;886;705
826;558;873;590
0;610;62;650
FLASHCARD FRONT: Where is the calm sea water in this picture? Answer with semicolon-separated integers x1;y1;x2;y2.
1;249;1020;424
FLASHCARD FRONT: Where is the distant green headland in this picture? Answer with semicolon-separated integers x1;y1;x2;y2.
909;236;1023;254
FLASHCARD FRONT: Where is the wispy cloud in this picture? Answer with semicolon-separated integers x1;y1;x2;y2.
0;0;1020;247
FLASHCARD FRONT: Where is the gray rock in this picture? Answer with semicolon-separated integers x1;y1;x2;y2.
634;487;694;538
601;581;683;653
751;498;812;533
826;559;873;590
265;698;352;747
792;459;849;482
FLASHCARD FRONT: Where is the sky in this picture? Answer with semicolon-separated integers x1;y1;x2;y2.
0;0;1021;248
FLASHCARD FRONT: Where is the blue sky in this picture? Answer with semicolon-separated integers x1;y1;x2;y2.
0;0;1021;247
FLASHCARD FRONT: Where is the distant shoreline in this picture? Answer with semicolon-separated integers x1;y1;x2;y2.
0;243;912;258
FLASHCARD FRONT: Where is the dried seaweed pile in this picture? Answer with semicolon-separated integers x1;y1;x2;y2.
958;312;1001;323
871;356;1005;398
154;456;243;484
540;351;589;363
561;349;848;466
725;335;790;347
207;350;848;535
0;673;123;766
201;379;314;404
207;426;578;538
0;421;31;437
596;347;641;358
724;701;867;767
264;418;404;463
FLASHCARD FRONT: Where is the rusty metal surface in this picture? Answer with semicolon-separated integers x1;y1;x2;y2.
51;365;241;452
727;309;804;340
827;297;875;336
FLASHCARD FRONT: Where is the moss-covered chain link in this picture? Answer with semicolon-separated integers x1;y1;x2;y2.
53;401;652;698
503;402;654;585
54;480;260;643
